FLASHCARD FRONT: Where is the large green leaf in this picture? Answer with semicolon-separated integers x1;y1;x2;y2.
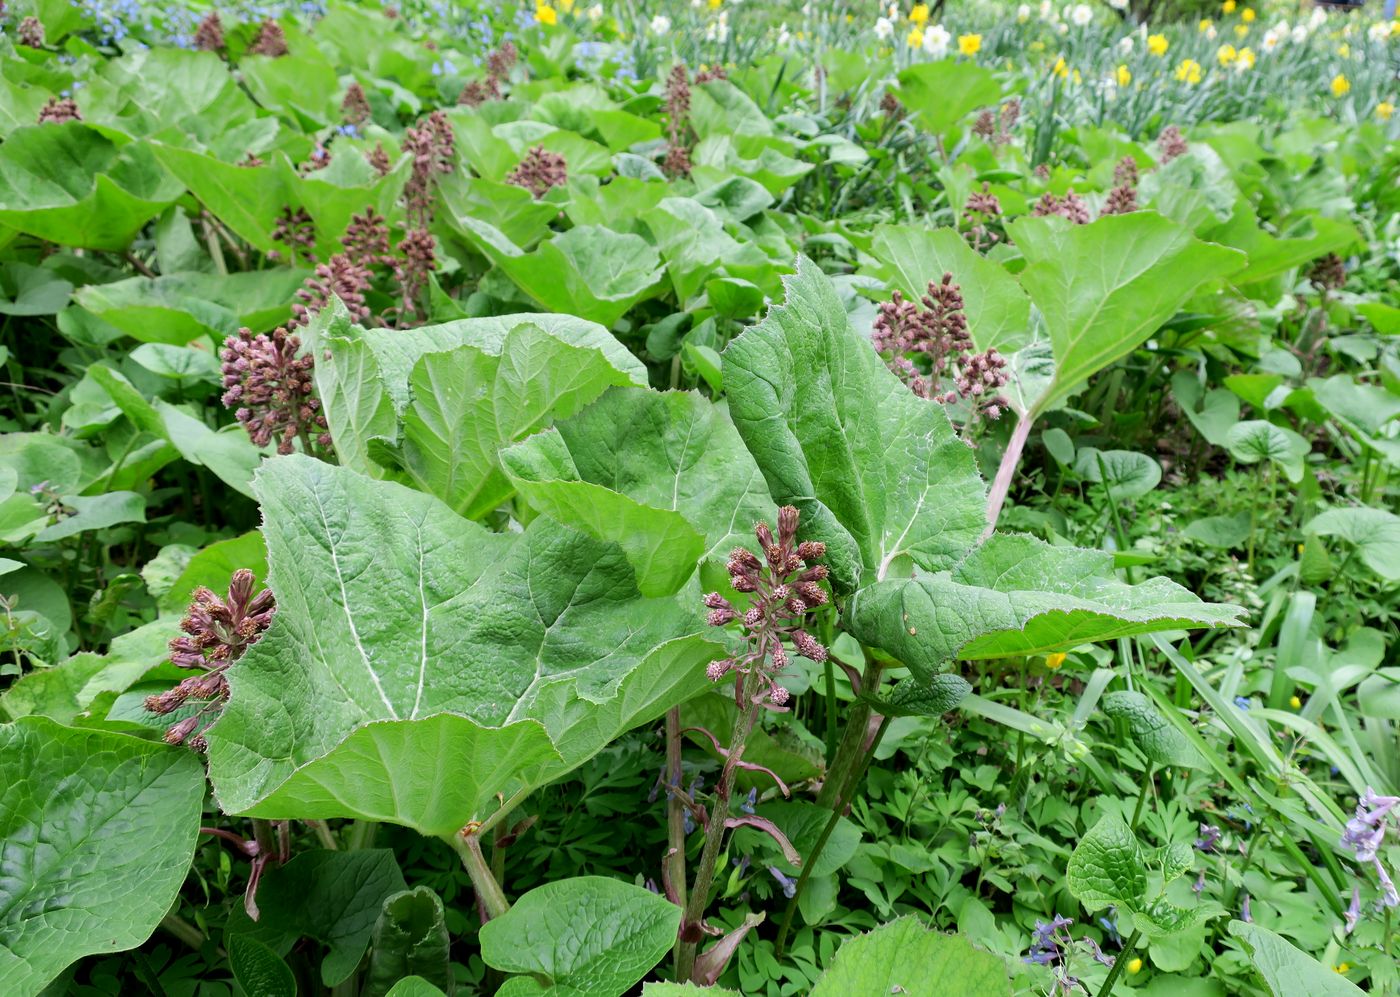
1101;691;1208;769
1225;420;1309;484
1304;507;1400;583
1009;212;1246;414
227;849;407;987
1228;921;1364;996
74;269;307;344
205;456;718;836
0;124;183;249
479;877;680;997
722;256;987;591
866;224;1031;353
399;325;641;519
458;217;664;328
151;144;290;253
0;717;205;996
891;62;1003;137
809;917;1011;997
501;387;775;596
848;535;1244;680
304;301;645;480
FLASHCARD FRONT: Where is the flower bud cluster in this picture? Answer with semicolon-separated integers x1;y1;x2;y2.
1157;125;1188;164
506;146;568;198
145;569;275;751
1032;189;1092;224
37;97;81;124
702;507;829;707
220;326;331;454
194;12;223;51
663;64;693;177
248;19;288;57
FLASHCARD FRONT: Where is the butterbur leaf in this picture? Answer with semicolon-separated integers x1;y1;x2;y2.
479;876;680;997
809;916;1011;997
387;981;449;997
205;456;718;836
1228;921;1364;996
865;674;972;718
0;717;205;996
1073;448;1162;501
1066;813;1147;911
228;934;297;997
1304;507;1400;583
501;387;775;596
365;888;455;997
891;62;1003;137
400;325;641;519
1009;212;1246;415
723;255;987;592
34;491;146;542
226;849;408;988
1101;690;1208;769
1225;420;1309;483
848;535;1244;681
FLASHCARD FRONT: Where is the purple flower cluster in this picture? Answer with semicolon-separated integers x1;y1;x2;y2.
1032;189;1092;224
871;273;1010;418
340;81;370;126
248;19;289;57
663;65;693;177
1342;787;1399;910
220;326;331;455
194;11;223;51
37;96;81;124
702;507;829;707
144;569;274;751
1157;125;1188;164
506;146;568;198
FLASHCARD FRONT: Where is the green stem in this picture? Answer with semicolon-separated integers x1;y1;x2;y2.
346;820;378;851
160;912;207;950
775;714;891;957
1099;928;1141;996
674;674;761;982
665;706;688;915
309;820;339;851
450;831;510;921
1129;766;1153;831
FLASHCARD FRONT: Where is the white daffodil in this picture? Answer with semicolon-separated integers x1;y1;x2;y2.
1071;4;1093;26
924;23;951;56
649;14;671;34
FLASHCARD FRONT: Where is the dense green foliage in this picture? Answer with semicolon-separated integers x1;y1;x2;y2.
1;0;1398;995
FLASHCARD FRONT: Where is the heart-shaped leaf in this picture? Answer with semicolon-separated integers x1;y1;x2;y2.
1066;813;1146;912
0;717;205;996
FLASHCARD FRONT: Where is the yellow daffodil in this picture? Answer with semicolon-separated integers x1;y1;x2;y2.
908;27;924;47
1238;47;1255;67
536;3;557;25
959;33;982;55
1223;0;1236;12
1378;101;1396;120
1241;7;1255;21
560;0;574;10
1235;23;1249;37
1127;958;1143;974
1052;55;1068;78
1290;695;1303;708
1176;57;1202;83
1332;73;1351;96
1217;42;1237;64
1199;18;1213;32
1116;64;1132;85
1393;20;1400;37
1046;652;1067;669
1337;42;1350;56
909;3;930;25
1148;33;1169;55
709;0;722;8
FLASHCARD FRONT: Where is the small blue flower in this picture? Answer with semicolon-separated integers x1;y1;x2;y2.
769;866;796;898
1233;696;1251;710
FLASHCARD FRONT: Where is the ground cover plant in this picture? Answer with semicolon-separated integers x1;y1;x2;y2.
0;0;1398;994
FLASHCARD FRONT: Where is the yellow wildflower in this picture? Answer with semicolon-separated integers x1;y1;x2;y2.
1238;47;1255;67
1242;7;1255;21
1223;0;1236;12
1127;958;1143;974
1337;42;1350;57
560;0;574;9
959;33;982;55
1290;695;1302;709
908;27;924;47
1030;39;1046;51
909;3;930;24
535;3;557;25
1046;652;1067;670
1378;101;1396;120
1217;42;1237;64
1199;18;1213;31
1336;964;1352;974
1176;58;1202;83
1052;55;1068;78
1116;64;1132;86
1332;73;1351;96
709;0;722;8
1235;23;1249;37
1148;33;1169;55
